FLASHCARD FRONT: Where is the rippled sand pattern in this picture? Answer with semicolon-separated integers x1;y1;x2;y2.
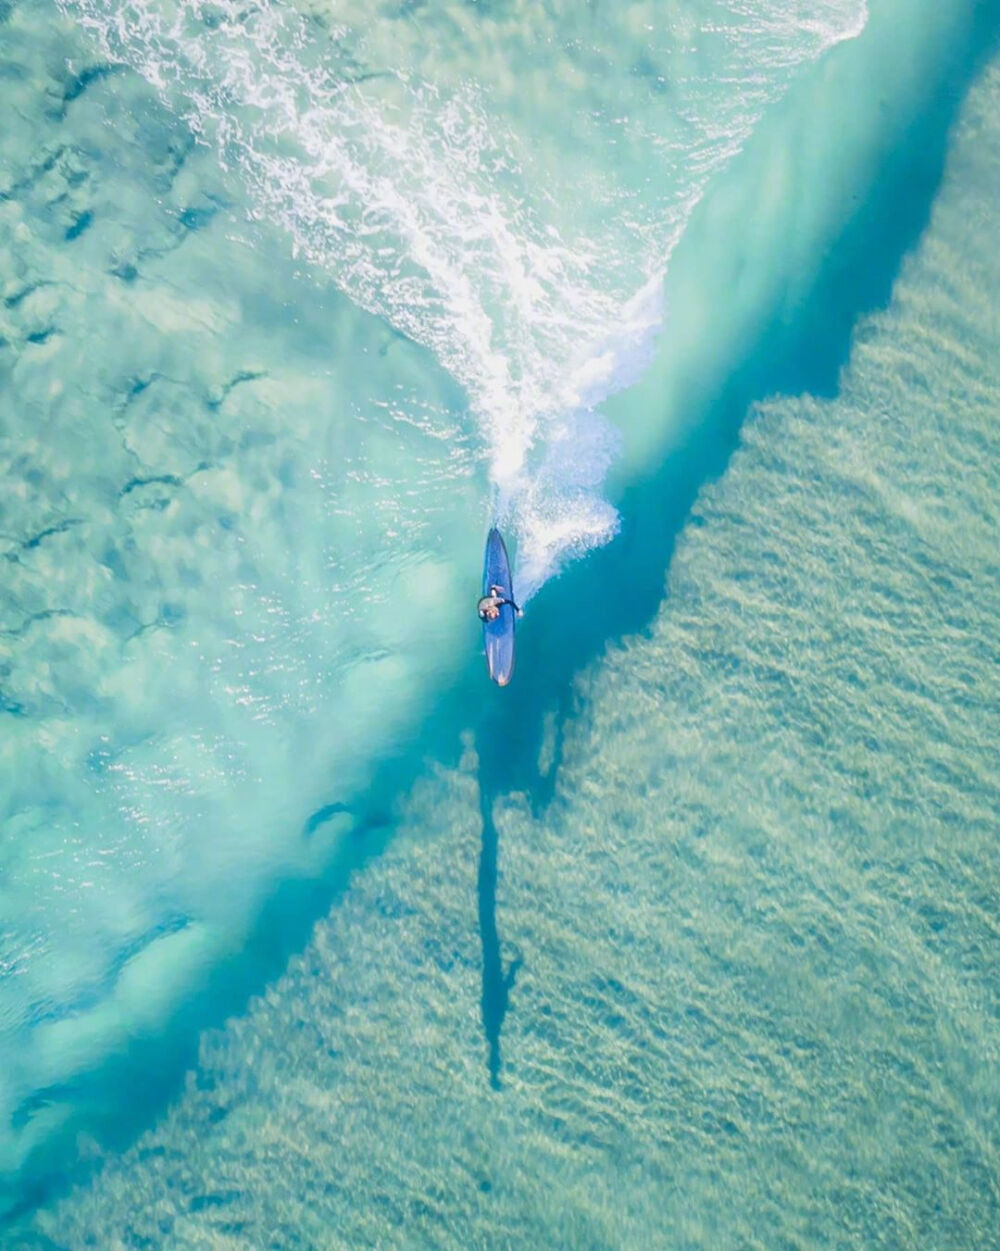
27;51;999;1251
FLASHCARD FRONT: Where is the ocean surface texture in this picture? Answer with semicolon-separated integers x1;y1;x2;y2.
1;0;998;1246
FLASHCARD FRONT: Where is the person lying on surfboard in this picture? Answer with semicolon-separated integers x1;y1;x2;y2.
477;585;522;622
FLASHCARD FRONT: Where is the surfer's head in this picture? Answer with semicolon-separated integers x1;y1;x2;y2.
477;594;501;622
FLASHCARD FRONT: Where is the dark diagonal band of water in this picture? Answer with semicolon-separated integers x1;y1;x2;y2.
4;0;998;1224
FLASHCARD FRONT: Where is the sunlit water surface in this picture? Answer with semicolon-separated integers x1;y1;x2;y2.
1;0;997;1244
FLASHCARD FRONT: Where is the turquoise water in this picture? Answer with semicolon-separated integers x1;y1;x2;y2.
1;0;998;1244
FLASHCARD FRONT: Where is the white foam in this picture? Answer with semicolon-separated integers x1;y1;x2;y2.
62;0;868;596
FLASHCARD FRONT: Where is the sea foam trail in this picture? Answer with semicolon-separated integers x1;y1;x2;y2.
62;0;867;599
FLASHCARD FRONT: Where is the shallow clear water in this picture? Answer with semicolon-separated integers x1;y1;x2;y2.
1;0;998;1244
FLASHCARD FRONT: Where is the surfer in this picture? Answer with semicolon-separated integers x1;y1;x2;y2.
480;529;519;685
478;585;522;622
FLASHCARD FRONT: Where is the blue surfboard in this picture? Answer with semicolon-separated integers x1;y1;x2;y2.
482;527;516;686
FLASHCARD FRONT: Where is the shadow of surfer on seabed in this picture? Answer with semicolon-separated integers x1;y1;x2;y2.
476;730;523;1090
474;525;524;1086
